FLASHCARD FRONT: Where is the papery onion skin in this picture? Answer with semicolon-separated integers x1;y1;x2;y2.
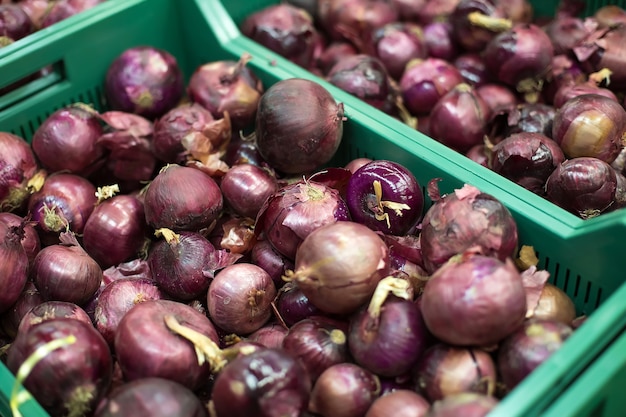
552;94;626;164
421;253;527;346
7;318;113;417
0;212;40;264
544;15;588;56
17;300;92;335
94;377;208;417
211;347;311;417
290;221;390;315
426;393;499;417
114;299;218;390
220;163;278;219
255;78;344;175
0;223;29;314
144;164;223;232
365;389;430;417
576;25;626;90
532;283;577;325
0;132;39;212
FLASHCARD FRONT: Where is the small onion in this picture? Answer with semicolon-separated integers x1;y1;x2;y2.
450;0;512;53
531;283;577;325
220;163;278;219
316;41;358;75
0;132;39;212
0;4;34;40
365;390;430;417
454;53;492;87
318;0;399;44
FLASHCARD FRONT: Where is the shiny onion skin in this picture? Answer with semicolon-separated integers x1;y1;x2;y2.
425;393;498;417
422;21;459;61
420;253;527;346
251;238;295;288
143;164;223;232
94;377;208;417
346;159;423;236
255;78;344;174
0;132;39;212
274;281;322;326
220;163;278;219
365;389;430;417
0;223;28;314
454;53;492;87
449;0;511;53
83;194;148;269
211;348;311;417
17;300;92;335
531;283;577;325
105;46;184;120
552;94;626;164
368;22;428;80
7;318;113;417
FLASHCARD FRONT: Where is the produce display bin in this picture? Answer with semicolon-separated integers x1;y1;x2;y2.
0;0;625;416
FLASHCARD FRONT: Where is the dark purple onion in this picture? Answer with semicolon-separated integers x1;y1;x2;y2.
346;159;423;236
542;54;586;105
94;277;164;346
255;78;344;174
421;252;527;346
366;390;430;417
454;53;492;87
0;212;40;264
212;347;311;417
497;318;573;391
7;317;112;417
426;393;498;417
223;132;267;168
450;0;512;52
40;0;104;28
504;102;556;138
105;46;184;120
251;238;294;288
368;22;428;80
0;282;42;338
423;21;459;61
0;132;39;213
220;163;278;219
316;41;359;75
0;4;33;41
0;222;29;314
274;281;321;326
414;343;497;402
114;299;218;389
17;300;92;335
399;58;464;115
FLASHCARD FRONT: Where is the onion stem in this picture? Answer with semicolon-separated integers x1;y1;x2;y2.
26;170;46;194
372;180;411;228
155;228;180;244
367;276;413;318
468;12;512;32
588;68;612;86
95;184;120;203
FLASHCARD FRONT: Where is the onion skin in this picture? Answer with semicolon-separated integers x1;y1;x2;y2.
319;0;399;44
423;21;459;61
255;78;344;175
17;300;92;335
575;25;626;90
552;94;626;164
497;318;573;391
421;253;527;346
0;4;34;40
426;393;498;417
251;239;294;288
144;164;223;232
94;377;208;417
275;281;322;326
114;299;218;390
531;283;577;325
7;318;113;417
369;22;428;80
220;163;278;219
414;343;497;402
454;53;492;87
476;83;518;115
0;212;40;264
0;223;28;314
365;390;430;417
0;132;39;212
247;322;289;349
289;221;390;315
553;82;618;109
0;282;42;339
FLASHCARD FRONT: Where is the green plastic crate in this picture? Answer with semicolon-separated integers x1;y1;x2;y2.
0;0;625;416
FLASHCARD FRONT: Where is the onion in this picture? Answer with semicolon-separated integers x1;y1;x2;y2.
211;347;311;417
0;212;40;264
144;164;223;232
426;393;498;417
316;41;358;75
94;377;208;417
40;0;104;28
543;15;589;56
255;179;351;261
414;343;497;402
0;282;42;338
348;277;428;377
274;281;321;326
366;390;430;417
531;283;577;325
114;299;218;389
476;83;518;115
246;322;288;349
0;222;29;314
207;263;277;335
18;0;49;29
466;144;489;167
419;182;518;273
346;160;423;236
223;132;267;168
83;193;148;268
282;315;350;381
105;46;184;120
286;221;390;315
0;4;34;40
422;21;459;61
497;318;573;391
415;0;461;25
7;317;113;417
392;0;427;21
187;54;264;129
421;252;527;346
17;300;92;335
368;22;428;80
503;102;556;138
220;163;278;219
0;132;39;213
450;0;512;53
399;58;464;115
94;277;164;346
552;94;626;164
553;78;618;110
251;238;294;288
594;5;626;28
255;78;344;175
453;53;492;87
309;362;381;417
574;24;626;90
545;157;624;219
32;231;103;305
487;132;565;194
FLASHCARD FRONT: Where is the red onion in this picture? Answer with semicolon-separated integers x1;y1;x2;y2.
488;132;565;194
415;0;461;25
83;193;148;268
17;300;92;335
316;41;358;75
545;157;625;219
282;315;350;381
552;94;626;164
246;322;288;349
286;220;390;315
497;318;573;391
594;5;626;28
476;83;518;115
207;263;277;335
346;160;423;236
553;78;618;110
399;57;464;115
429;83;491;153
220;163;278;219
32;231;103;305
223;132;267;168
309;362;381;417
574;24;626;90
543;15;589;56
414;343;497;402
0;4;34;40
144;164;223;232
105;46;184;120
274;281;321;326
211;347;312;417
0;212;40;264
450;0;512;53
366;390;430;417
7;318;112;417
531;283;577;325
426;393;498;417
94;377;208;417
453;53;492;87
251;238;294;288
187;54;264;129
0;132;39;213
495;0;532;23
419;182;518;273
255;78;344;175
241;4;320;69
368;22;428;80
0;222;28;314
318;0;399;44
114;299;218;389
94;277;164;346
255;179;351;261
40;0;104;28
423;21;459;61
421;252;527;346
18;0;49;28
466;144;490;167
503;102;556;138
349;277;428;377
392;0;427;21
0;282;42;338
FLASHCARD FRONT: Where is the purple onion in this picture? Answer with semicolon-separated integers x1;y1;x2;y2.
450;0;512;52
220;163;278;219
544;15;590;56
423;21;459;61
476;83;518;115
40;0;104;28
274;281;321;327
0;4;34;41
0;282;42;338
553;80;618;109
368;22;428;80
366;390;430;417
251;238;294;288
17;300;92;335
316;41;359;75
246;322;288;349
0;132;39;213
318;0;399;44
454;53;492;87
426;393;499;417
0;212;40;264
